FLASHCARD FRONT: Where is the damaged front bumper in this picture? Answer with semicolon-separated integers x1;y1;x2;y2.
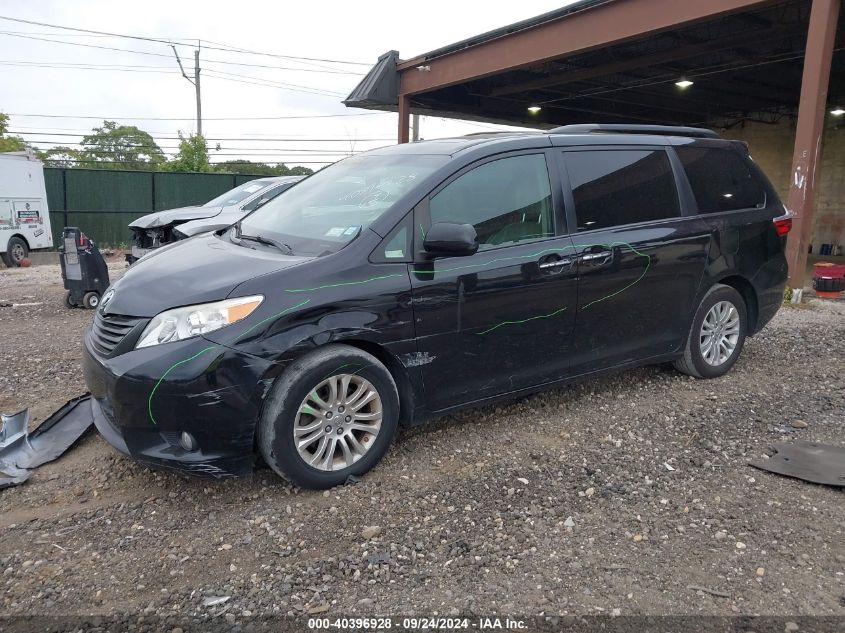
83;329;277;478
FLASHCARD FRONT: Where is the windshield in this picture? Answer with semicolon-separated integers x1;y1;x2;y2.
203;179;276;208
237;153;447;256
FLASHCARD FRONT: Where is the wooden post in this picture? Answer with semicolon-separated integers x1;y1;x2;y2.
785;0;840;291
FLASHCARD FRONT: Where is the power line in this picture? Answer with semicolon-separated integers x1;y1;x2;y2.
6;112;386;121
0;15;373;66
12;131;393;141
0;57;360;75
42;159;335;165
0;32;364;75
0;61;182;74
203;70;347;97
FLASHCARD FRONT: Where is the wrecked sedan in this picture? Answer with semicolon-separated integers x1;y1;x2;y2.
83;126;788;489
126;176;303;262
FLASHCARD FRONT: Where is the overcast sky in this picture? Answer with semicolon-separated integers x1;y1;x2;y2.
0;0;575;168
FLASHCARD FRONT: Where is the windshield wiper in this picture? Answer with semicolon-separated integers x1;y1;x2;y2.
232;221;294;255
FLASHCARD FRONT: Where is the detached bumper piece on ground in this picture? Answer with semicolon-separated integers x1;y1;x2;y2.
0;394;94;489
751;441;845;487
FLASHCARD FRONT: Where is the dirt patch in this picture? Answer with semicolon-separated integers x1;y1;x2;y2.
0;264;843;619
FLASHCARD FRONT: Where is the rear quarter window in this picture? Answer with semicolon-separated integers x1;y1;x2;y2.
675;146;766;213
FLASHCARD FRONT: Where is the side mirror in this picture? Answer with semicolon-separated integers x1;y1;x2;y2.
423;222;478;257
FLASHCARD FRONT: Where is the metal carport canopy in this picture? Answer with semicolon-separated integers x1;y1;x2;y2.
344;0;843;291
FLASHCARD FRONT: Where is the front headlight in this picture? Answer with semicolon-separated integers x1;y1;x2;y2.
136;295;263;349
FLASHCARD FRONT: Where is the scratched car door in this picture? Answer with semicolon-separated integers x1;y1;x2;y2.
558;147;710;374
409;151;578;413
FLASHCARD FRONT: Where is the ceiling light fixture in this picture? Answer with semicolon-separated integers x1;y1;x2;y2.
675;79;694;89
527;105;542;114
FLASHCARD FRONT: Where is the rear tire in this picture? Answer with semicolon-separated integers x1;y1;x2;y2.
674;283;747;379
258;345;399;489
2;236;28;268
65;292;77;308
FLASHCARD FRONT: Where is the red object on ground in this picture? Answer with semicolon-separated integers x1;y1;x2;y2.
812;262;845;297
813;262;845;279
19;258;32;268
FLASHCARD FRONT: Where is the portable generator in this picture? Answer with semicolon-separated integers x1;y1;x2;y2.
59;227;110;309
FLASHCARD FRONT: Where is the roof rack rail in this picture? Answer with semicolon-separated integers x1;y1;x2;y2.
548;124;720;139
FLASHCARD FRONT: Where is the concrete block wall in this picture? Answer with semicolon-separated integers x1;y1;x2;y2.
720;119;845;254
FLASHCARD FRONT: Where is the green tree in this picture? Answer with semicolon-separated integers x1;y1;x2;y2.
39;146;82;168
77;120;165;170
214;159;313;176
165;132;218;172
0;113;27;152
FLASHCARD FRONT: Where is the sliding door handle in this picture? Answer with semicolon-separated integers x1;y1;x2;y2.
579;251;612;262
539;257;573;269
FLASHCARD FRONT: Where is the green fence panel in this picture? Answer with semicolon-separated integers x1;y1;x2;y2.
43;168;268;248
49;210;148;248
155;172;234;210
234;174;265;187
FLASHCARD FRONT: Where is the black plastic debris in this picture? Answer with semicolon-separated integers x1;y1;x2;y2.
750;441;845;487
0;394;94;489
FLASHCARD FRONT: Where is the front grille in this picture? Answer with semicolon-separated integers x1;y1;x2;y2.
91;312;143;356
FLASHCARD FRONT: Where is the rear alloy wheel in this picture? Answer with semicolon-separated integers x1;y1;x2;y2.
258;345;399;489
674;284;747;379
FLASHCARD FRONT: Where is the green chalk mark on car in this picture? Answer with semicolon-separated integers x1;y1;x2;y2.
579;241;651;310
235;299;311;342
148;346;218;425
477;306;569;335
470;241;650;333
284;274;405;293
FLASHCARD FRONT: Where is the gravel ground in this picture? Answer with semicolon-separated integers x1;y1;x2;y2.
0;262;843;622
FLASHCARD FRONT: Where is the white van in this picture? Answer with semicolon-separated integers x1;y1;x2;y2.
0;151;52;267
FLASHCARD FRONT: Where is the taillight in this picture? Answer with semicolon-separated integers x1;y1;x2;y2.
774;217;792;236
78;233;89;247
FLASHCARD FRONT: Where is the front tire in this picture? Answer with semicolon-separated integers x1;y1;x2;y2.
674;284;747;379
258;345;399;489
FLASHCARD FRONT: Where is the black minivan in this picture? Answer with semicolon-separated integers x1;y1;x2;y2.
83;124;791;488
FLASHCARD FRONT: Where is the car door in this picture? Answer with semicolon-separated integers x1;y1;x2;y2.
409;151;578;412
557;146;710;374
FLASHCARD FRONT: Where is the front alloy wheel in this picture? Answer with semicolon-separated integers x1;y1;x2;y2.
258;344;399;489
294;373;383;471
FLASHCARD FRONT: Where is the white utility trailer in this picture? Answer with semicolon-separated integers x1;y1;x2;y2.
0;151;52;267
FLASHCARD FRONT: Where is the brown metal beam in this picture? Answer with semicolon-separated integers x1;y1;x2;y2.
398;94;410;144
489;25;793;98
399;0;776;95
785;0;840;291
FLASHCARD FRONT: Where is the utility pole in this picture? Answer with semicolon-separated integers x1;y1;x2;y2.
171;44;202;136
411;114;420;142
194;48;202;136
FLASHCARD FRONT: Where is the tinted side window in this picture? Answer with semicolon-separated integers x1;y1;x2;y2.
430;154;554;250
564;150;680;231
676;146;766;213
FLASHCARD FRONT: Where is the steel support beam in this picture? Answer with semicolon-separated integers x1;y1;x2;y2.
398;0;775;95
785;0;840;291
398;94;410;144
